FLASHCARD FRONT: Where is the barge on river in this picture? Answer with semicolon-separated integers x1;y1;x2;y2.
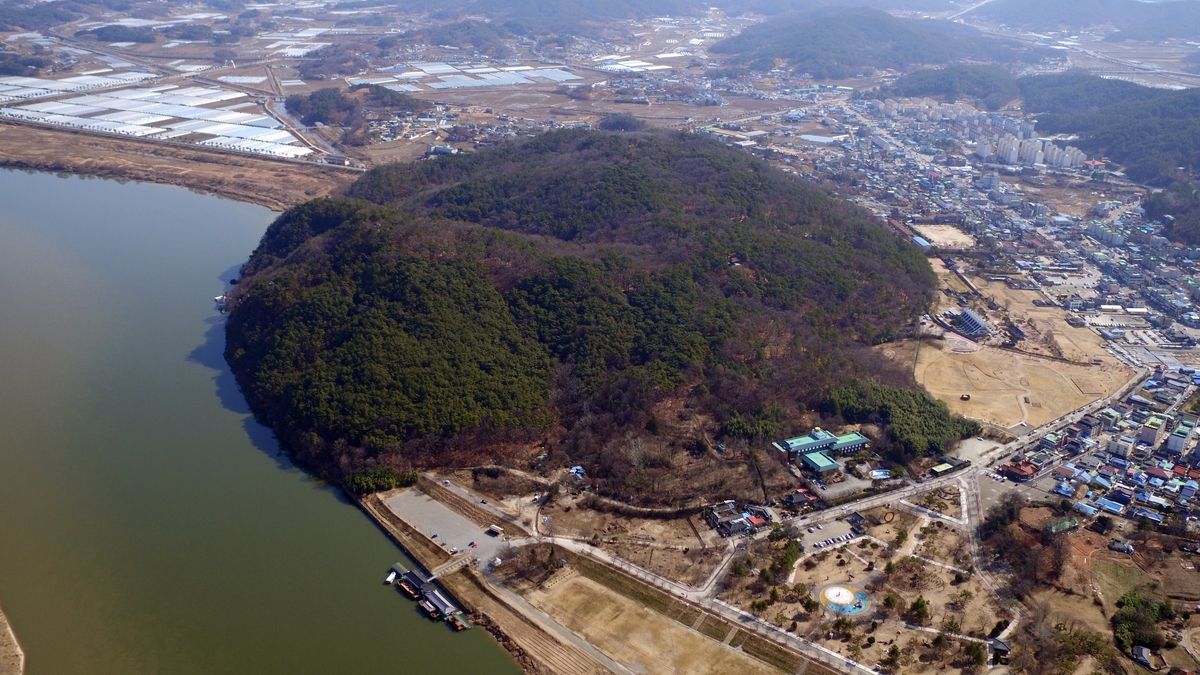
384;562;469;630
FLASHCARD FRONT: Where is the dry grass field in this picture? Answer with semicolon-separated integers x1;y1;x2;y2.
527;575;785;675
912;339;1129;428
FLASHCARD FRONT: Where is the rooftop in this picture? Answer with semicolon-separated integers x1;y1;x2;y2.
802;450;839;473
774;428;836;455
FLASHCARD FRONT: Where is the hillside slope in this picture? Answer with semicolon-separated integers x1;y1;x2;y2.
226;131;946;503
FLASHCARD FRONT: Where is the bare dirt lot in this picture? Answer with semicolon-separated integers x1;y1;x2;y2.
528;574;785;675
0;121;354;211
911;338;1130;429
911;225;976;249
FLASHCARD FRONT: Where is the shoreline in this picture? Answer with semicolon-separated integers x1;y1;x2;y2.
0;120;357;212
358;491;609;675
0;603;24;675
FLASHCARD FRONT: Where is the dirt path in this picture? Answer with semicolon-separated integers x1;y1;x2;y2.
0;121;356;212
0;604;23;675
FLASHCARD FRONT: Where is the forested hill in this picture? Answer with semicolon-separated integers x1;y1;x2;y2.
964;0;1200;41
226;130;946;502
709;8;1040;78
334;0;701;34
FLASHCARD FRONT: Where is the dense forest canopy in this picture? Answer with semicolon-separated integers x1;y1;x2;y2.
710;8;1040;79
828;381;980;459
0;0;80;31
330;0;701;34
964;0;1200;41
882;65;1020;111
285;85;422;144
74;24;156;42
1015;73;1200;243
0;51;48;77
399;19;512;57
720;0;963;15
226;131;955;501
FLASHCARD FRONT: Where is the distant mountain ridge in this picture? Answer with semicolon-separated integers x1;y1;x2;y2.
710;7;1042;78
334;0;705;33
964;0;1200;41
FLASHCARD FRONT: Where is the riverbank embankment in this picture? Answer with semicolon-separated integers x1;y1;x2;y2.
0;121;355;212
0;604;24;675
359;492;610;675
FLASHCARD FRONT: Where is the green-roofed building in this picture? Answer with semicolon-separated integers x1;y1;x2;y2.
801;451;840;475
832;432;869;453
773;428;836;463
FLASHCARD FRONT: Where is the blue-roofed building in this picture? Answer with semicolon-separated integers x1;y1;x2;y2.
1074;502;1098;517
1090;475;1112;490
1183;480;1199;499
1096;498;1125;514
1053;481;1075;498
1134;508;1165;524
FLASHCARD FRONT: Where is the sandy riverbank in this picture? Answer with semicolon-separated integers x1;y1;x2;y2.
0;604;23;675
0;121;356;212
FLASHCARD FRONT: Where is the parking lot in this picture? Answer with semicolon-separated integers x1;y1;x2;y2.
385;489;507;567
976;471;1052;514
791;515;853;550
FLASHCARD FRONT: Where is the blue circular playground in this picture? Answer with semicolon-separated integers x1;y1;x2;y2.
819;584;871;615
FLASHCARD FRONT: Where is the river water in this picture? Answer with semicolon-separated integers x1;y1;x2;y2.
0;169;520;675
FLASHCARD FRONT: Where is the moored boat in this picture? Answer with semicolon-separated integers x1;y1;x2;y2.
418;599;440;619
446;612;470;631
